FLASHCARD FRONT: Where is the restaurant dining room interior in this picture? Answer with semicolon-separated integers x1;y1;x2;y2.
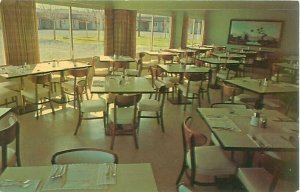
0;0;299;191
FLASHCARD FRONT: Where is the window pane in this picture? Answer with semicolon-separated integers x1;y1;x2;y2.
71;8;104;59
36;4;71;61
187;18;204;46
0;8;5;65
152;15;170;50
136;13;170;52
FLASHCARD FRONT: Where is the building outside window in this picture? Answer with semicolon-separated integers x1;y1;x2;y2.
36;4;104;62
136;13;171;52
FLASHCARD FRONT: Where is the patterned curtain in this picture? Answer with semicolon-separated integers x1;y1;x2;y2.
0;0;39;66
181;14;189;49
169;12;176;49
104;9;136;58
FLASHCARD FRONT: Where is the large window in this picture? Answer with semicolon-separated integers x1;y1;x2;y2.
0;9;5;65
136;13;171;52
187;18;204;46
36;4;104;62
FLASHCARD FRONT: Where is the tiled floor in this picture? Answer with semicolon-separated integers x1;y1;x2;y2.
8;67;297;192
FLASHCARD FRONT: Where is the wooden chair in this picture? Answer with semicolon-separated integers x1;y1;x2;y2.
73;80;107;135
21;73;55;119
177;70;212;111
111;61;129;75
0;86;19;108
51;148;118;164
180;51;196;65
0;113;21;172
125;58;143;77
237;154;298;192
90;56;110;77
138;80;167;132
61;67;89;107
108;94;142;150
148;65;179;99
161;54;175;64
221;83;255;105
176;116;236;186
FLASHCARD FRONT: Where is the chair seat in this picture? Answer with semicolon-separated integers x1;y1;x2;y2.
187;146;236;176
0;87;19;98
238;168;273;192
0;148;16;170
109;107;136;124
235;93;257;103
21;86;50;101
95;68;110;76
125;69;139;76
178;82;200;96
138;99;160;112
81;98;106;113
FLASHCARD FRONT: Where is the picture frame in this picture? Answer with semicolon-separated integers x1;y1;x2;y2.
227;19;284;48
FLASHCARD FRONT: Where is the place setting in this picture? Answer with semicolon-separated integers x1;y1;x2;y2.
42;164;117;191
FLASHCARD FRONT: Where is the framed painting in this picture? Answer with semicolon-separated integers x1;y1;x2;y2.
227;19;284;48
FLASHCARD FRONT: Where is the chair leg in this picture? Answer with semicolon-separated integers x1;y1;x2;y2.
176;163;186;185
133;130;139;149
156;112;160;124
74;113;82;135
160;113;165;132
110;124;116;150
137;111;141;133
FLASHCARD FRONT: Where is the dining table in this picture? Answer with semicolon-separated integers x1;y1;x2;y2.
91;76;155;94
0;163;158;192
157;64;210;104
224;77;299;109
198;57;241;88
186;45;213;53
0;61;91;106
273;62;299;84
212;52;246;60
197;107;298;166
99;56;136;75
143;50;177;63
0;108;12;119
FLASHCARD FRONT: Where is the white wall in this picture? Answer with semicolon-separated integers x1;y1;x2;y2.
204;10;299;55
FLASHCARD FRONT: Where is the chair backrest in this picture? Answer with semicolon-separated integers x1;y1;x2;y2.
162;54;174;64
30;72;52;85
69;67;89;78
181;116;207;173
0;113;20;172
222;83;242;103
29;73;52;100
149;65;165;87
184;70;212;94
136;58;143;76
225;63;240;79
51;148;118;165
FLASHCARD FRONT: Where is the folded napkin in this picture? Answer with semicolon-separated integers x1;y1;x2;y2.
42;164;117;191
205;115;241;132
0;179;40;192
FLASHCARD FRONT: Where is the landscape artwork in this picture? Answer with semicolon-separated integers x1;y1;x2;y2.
228;19;283;48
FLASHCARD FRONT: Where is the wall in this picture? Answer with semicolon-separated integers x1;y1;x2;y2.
204;10;299;55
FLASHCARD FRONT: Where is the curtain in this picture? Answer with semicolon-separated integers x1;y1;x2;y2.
0;0;39;66
104;9;136;58
181;14;189;49
169;12;176;49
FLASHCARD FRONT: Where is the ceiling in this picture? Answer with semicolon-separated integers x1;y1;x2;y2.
36;0;299;11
